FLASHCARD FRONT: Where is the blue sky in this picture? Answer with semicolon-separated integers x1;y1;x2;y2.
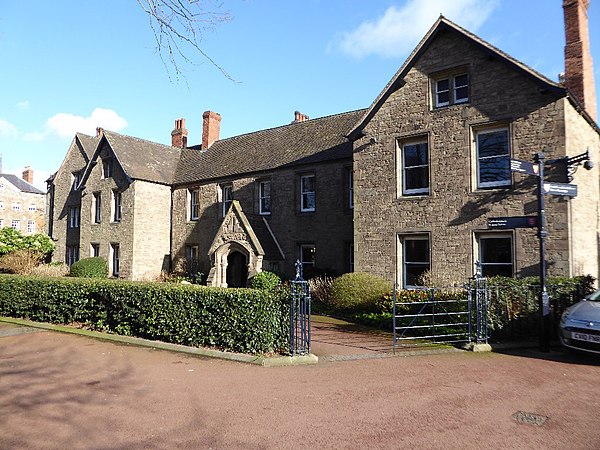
1;0;599;189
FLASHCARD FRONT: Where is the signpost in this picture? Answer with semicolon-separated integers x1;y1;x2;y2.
543;182;578;197
510;159;539;176
488;216;538;230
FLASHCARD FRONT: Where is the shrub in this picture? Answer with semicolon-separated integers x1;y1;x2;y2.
30;263;70;277
309;276;335;310
0;274;289;354
69;257;108;278
330;272;392;312
0;249;44;275
250;271;281;291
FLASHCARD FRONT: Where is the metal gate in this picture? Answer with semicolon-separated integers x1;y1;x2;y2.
289;260;311;356
392;274;489;352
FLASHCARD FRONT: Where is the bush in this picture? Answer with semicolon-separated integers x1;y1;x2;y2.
309;276;335;310
0;274;289;354
0;249;44;275
69;257;108;278
330;272;391;312
0;228;55;257
250;271;281;291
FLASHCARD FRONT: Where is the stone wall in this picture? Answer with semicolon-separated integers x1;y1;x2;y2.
354;29;577;285
171;159;354;279
564;99;600;280
0;184;45;234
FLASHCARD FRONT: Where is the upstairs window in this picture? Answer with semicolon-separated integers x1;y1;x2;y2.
399;139;429;196
434;72;469;108
221;185;233;216
259;180;271;215
113;190;122;222
28;204;36;212
68;206;80;228
93;192;101;224
476;127;511;189
71;171;81;190
102;158;112;179
347;169;354;209
12;203;21;211
300;174;315;212
190;190;200;220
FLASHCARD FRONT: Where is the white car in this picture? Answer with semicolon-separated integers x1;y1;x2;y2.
559;290;600;354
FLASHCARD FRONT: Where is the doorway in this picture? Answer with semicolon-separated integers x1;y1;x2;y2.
226;251;248;287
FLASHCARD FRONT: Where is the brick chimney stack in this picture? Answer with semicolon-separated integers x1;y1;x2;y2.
202;111;221;149
22;166;33;184
171;118;188;148
564;0;597;121
293;111;309;123
96;127;104;137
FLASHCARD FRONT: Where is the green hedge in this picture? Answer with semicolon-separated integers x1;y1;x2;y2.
0;275;289;354
69;257;108;278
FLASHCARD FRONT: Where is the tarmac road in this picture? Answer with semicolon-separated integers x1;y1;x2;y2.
1;325;600;449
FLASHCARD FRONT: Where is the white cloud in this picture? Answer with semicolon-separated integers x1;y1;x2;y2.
334;0;499;59
46;108;128;139
0;119;18;139
17;100;30;111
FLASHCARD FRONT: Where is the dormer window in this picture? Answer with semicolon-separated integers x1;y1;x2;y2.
433;71;469;108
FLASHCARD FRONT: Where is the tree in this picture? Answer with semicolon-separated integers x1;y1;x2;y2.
136;0;234;80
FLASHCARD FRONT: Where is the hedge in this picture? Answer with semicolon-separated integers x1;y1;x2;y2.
0;274;289;354
69;257;108;278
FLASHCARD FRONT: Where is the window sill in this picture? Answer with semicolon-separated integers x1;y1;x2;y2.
396;194;431;201
432;102;470;111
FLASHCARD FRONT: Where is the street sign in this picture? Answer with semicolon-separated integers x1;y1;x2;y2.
488;216;539;229
543;182;578;197
511;159;539;176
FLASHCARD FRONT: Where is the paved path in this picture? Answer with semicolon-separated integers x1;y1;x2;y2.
2;321;600;449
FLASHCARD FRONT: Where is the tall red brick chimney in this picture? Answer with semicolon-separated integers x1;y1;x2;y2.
564;0;597;121
202;111;221;149
22;166;33;184
171;118;188;148
293;111;309;123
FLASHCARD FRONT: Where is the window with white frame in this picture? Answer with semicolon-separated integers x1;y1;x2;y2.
113;190;122;222
0;201;3;210
91;243;100;257
347;169;354;209
27;220;35;234
477;234;513;277
28;204;36;211
399;235;430;288
11;219;20;230
189;190;200;220
93;192;101;224
299;244;316;275
0;219;3;228
68;206;80;228
300;174;315;212
399;139;429;196
111;243;120;277
259;180;271;215
66;246;79;266
221;184;233;216
12;202;21;211
475;127;511;189
434;72;469;107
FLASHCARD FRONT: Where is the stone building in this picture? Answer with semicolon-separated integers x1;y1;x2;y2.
48;0;599;286
350;5;599;287
0;166;45;235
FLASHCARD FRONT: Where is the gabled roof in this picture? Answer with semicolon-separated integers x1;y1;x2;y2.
174;109;364;185
0;174;44;194
102;131;182;185
348;16;566;140
79;131;182;187
47;133;98;184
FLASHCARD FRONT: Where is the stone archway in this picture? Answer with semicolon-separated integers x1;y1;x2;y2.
226;250;248;287
210;240;254;288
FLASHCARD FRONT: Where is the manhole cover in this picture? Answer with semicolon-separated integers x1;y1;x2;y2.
511;411;548;426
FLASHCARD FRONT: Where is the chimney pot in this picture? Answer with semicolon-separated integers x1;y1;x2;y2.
202;111;221;150
96;127;104;137
292;111;309;123
22;166;33;184
171;117;189;148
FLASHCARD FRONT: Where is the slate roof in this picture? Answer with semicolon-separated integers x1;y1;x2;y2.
246;214;284;261
102;131;182;185
0;174;44;194
174;109;365;185
76;132;99;160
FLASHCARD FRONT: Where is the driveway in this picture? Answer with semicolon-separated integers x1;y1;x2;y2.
1;322;599;449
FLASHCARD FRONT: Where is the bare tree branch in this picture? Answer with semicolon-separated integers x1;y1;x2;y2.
136;0;235;81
